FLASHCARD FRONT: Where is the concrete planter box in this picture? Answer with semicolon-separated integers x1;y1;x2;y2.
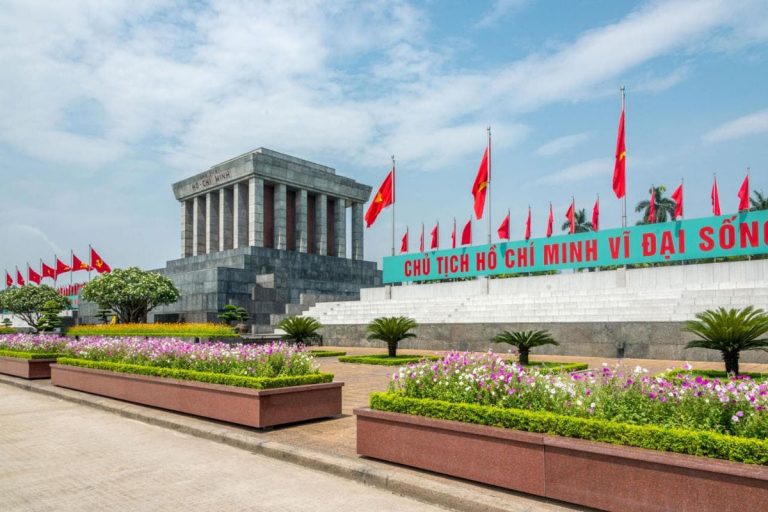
0;356;57;379
51;364;343;428
356;408;768;512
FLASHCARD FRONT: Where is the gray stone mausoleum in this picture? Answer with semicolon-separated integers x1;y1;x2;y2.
146;148;381;330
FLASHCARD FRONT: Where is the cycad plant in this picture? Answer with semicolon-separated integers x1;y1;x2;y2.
367;316;418;357
491;329;559;365
684;306;768;375
278;316;322;344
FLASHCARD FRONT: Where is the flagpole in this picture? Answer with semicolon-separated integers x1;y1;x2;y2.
391;155;396;257
487;126;492;245
620;86;627;229
88;244;92;283
70;250;73;287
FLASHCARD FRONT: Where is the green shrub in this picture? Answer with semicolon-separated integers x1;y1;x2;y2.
308;350;347;357
367;316;417;357
657;369;768;381
56;358;333;389
492;329;558;365
369;392;768;465
278;316;322;343
0;327;15;334
338;354;438;366
0;349;60;360
524;361;589;373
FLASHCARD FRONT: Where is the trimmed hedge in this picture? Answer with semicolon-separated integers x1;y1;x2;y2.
338;354;440;366
56;358;334;390
658;368;768;380
0;327;15;335
524;361;589;373
66;323;240;338
308;350;347;357
369;392;768;465
0;349;60;360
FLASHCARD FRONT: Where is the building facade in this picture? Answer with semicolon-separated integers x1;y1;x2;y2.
80;148;381;329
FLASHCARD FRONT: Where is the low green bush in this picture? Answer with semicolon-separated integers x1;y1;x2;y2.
369;392;768;465
56;358;334;389
338;354;439;366
0;327;15;335
522;361;589;373
658;368;768;380
0;349;60;360
308;350;347;357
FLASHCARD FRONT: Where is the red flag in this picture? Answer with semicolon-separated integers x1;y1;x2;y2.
472;147;489;219
430;223;439;250
28;266;41;285
565;201;575;234
451;220;457;248
524;208;531;241
72;253;90;272
612;107;626;199
738;174;750;211
461;219;472;245
400;229;409;253
91;247;111;274
497;212;510;240
5;271;12;288
56;258;71;275
592;197;600;231
711;176;721;216
419;225;425;253
546;204;554;237
364;169;394;227
41;262;56;280
16;269;25;286
671;183;683;219
648;187;656;223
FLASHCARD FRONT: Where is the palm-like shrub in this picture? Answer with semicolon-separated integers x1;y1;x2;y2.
683;307;768;375
491;329;559;365
278;316;322;344
560;208;593;233
635;185;677;224
367;316;417;357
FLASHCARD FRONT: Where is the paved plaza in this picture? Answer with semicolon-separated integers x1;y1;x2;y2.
2;347;767;512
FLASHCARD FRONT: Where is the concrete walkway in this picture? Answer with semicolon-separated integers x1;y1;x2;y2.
1;386;450;512
3;347;763;512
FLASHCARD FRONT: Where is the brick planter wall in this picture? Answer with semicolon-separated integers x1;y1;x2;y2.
0;356;57;379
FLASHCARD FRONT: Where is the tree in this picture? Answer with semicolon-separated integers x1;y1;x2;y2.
491;329;559;365
561;208;593;233
36;300;65;332
750;190;768;211
82;267;180;324
683;307;768;375
1;318;11;328
218;304;249;325
367;316;417;357
0;285;71;331
635;185;677;225
278;316;322;344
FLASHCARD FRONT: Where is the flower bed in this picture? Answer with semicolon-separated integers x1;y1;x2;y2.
67;322;239;338
356;351;768;510
50;337;342;427
0;334;69;379
338;354;439;366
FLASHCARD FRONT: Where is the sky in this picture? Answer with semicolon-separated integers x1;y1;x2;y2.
1;0;767;279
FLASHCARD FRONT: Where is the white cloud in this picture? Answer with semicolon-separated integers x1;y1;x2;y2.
535;132;591;157
703;109;768;143
538;158;611;184
475;0;528;28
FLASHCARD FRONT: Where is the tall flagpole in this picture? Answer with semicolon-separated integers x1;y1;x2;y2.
88;245;92;283
70;250;74;287
620;86;627;229
391;155;396;257
487;126;492;245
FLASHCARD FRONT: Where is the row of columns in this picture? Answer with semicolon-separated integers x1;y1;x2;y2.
181;178;365;259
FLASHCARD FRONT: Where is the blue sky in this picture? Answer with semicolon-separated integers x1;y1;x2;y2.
1;0;767;278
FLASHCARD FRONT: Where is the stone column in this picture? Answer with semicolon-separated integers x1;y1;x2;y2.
274;182;287;250
334;197;346;257
351;201;364;260
297;189;308;253
219;187;233;251
205;192;219;254
181;200;193;257
233;182;248;248
315;193;327;255
192;196;206;256
248;177;263;247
